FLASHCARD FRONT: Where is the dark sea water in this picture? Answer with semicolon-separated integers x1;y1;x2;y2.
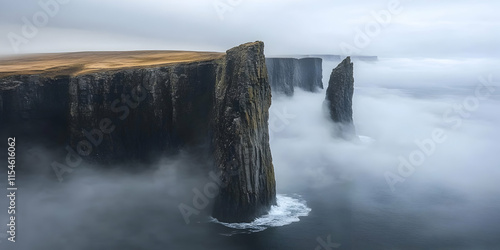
1;58;500;250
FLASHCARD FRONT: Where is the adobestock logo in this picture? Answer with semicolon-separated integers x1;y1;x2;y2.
385;74;499;192
213;0;244;21
339;0;406;55
7;0;71;53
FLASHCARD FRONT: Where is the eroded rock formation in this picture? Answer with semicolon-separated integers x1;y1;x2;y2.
0;42;276;223
325;56;356;138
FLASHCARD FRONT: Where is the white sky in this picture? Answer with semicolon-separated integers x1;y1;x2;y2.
0;0;498;58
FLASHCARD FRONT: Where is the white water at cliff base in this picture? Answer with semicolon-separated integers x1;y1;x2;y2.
209;194;311;235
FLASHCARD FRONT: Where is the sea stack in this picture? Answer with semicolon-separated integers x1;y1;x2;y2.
212;42;277;222
325;56;356;138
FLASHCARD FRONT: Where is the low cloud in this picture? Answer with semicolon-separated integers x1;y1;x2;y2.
0;0;498;58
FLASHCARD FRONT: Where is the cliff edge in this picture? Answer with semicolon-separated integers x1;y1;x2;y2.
0;42;276;223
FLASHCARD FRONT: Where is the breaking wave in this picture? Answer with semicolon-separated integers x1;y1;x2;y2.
210;194;311;235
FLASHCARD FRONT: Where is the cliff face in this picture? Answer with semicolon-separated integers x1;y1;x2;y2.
67;62;219;162
265;57;323;96
0;76;71;145
325;57;356;138
0;42;276;223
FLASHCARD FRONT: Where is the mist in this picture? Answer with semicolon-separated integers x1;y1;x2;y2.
268;58;500;248
0;145;238;249
1;0;499;249
0;57;498;249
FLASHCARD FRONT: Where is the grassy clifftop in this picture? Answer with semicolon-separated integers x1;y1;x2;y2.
0;50;225;78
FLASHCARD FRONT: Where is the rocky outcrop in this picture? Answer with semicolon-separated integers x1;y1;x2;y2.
325;57;356;138
0;42;276;223
212;42;276;222
265;57;323;96
0;76;71;146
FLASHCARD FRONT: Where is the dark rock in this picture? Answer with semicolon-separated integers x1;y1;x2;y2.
0;41;276;223
66;62;219;162
265;57;323;96
325;57;356;138
265;58;295;95
212;42;276;222
298;58;323;92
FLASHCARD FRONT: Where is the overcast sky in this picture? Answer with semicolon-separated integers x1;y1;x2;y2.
0;0;498;58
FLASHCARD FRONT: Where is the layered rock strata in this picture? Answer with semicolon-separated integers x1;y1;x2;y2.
265;57;323;95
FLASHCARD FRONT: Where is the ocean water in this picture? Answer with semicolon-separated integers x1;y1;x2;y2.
2;58;500;250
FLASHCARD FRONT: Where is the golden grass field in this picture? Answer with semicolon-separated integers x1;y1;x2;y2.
0;50;225;78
